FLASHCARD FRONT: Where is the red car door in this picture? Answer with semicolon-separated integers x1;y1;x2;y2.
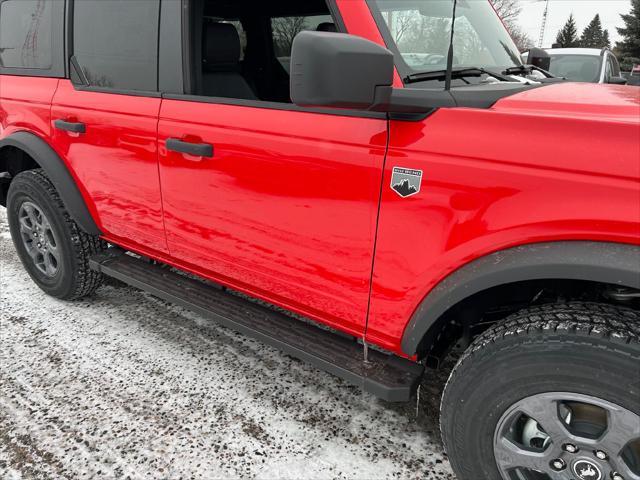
158;102;387;335
50;0;166;252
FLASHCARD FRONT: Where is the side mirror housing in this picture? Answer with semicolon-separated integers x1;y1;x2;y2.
527;48;551;72
290;31;394;110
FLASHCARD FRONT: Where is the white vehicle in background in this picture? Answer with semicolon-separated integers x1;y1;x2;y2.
521;47;627;85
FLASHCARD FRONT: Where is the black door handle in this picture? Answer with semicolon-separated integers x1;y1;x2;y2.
54;119;86;134
166;138;214;158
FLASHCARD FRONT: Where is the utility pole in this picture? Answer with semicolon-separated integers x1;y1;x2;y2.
537;0;550;48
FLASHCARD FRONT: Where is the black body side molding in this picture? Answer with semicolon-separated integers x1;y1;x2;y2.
0;132;101;235
401;241;640;355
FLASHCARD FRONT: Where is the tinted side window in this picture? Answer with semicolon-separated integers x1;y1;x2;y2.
73;0;160;91
271;15;333;73
0;0;53;69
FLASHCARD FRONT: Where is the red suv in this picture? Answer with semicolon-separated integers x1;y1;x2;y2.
1;1;639;478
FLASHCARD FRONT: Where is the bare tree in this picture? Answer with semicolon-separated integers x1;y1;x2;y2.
389;11;416;46
509;25;535;52
381;10;417;48
272;17;307;57
490;0;522;24
490;0;533;52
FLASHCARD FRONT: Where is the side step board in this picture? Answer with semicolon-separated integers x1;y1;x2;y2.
90;251;423;402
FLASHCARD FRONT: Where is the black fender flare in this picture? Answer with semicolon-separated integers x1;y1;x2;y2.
0;132;101;235
401;241;640;355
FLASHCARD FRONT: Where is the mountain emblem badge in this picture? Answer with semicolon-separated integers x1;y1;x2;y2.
391;167;423;198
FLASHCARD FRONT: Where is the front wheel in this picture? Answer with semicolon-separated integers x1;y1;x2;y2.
441;302;640;480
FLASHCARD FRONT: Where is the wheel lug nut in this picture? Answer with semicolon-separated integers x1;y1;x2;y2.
550;458;566;471
564;443;579;453
595;450;608;460
611;473;624;480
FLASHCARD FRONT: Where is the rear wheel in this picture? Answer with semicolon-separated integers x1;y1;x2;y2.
7;169;107;300
440;302;640;480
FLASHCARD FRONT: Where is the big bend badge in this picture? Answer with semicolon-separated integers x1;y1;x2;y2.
391;167;423;198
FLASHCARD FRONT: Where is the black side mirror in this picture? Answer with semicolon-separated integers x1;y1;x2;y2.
608;76;628;85
527;48;551;72
290;31;394;110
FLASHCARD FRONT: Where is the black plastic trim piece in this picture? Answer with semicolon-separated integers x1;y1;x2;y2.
69;55;88;85
159;0;184;94
388;111;436;121
180;0;192;95
90;250;424;402
166;138;213;157
370;84;538;112
162;93;388;120
401;241;640;355
72;84;162;98
65;0;73;79
0;132;101;235
449;83;541;109
54;119;86;134
372;86;454;112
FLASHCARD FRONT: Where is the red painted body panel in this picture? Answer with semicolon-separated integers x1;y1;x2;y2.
0;76;59;140
157;100;388;335
50;81;166;252
366;84;640;353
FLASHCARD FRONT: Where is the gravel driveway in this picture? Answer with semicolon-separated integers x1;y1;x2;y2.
0;207;455;480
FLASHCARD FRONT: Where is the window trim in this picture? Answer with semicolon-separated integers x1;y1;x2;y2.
68;0;162;96
74;84;162;98
0;0;66;78
159;0;185;94
162;93;387;120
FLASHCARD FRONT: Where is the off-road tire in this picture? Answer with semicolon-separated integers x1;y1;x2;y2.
7;169;107;300
440;302;640;480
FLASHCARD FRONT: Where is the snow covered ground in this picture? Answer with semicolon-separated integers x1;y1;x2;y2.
0;207;455;480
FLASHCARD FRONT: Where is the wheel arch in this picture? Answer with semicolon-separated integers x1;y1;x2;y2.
0;131;101;236
401;241;640;357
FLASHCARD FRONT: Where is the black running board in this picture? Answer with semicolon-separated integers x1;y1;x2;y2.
90;251;423;402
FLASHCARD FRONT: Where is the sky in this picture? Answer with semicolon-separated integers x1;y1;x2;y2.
517;0;632;48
